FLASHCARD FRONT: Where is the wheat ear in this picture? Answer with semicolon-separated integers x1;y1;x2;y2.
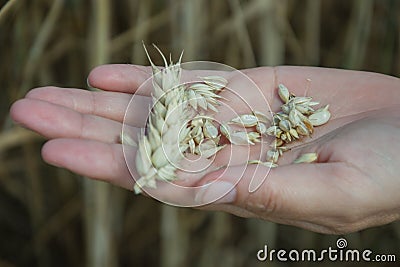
134;45;190;193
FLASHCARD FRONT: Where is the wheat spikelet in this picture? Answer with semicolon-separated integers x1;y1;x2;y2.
185;76;227;112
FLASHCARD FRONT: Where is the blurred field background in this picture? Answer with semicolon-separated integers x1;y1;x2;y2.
0;0;399;266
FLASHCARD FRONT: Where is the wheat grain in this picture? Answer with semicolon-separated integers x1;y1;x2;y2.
224;83;330;167
293;152;318;163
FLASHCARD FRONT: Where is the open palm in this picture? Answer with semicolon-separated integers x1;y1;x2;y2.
10;64;400;233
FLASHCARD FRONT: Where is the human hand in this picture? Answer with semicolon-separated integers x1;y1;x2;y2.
10;64;400;234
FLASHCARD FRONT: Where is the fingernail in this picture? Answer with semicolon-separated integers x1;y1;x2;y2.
86;78;93;89
195;181;236;205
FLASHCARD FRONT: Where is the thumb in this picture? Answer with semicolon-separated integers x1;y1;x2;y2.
197;162;356;221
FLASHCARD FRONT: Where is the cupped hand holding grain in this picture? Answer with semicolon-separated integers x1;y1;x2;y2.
10;65;400;234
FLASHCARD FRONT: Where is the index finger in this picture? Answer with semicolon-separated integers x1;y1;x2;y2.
87;64;152;94
87;63;237;96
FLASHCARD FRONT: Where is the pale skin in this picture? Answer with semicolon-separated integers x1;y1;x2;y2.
10;65;400;234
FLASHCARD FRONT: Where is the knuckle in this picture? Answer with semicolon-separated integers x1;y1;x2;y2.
245;181;281;215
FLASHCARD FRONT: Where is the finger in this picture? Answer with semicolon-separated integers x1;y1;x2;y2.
87;64;152;95
197;162;365;233
87;64;235;96
10;98;140;143
42;138;134;190
26;86;150;126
